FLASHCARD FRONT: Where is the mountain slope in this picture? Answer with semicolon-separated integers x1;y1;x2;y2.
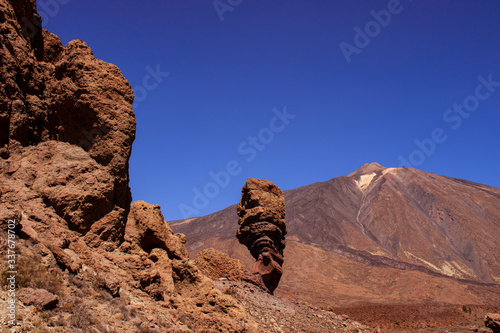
171;163;500;306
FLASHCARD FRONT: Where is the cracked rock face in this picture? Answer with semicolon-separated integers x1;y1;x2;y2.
236;177;286;294
0;0;135;244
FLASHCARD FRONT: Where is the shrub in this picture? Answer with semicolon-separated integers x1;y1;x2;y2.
0;256;64;296
63;302;73;312
71;303;93;329
39;312;50;321
113;313;125;321
223;286;237;295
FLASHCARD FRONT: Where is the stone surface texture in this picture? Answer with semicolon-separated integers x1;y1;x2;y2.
19;288;59;310
486;313;500;333
0;0;135;244
236;177;286;293
0;1;258;331
195;248;247;282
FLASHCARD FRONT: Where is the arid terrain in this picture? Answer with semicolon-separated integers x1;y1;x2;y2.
172;163;500;331
1;0;499;332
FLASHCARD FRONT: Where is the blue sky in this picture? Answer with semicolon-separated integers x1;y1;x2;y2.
41;0;500;220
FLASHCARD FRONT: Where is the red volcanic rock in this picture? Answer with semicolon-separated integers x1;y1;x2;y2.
0;0;135;244
195;248;246;281
20;288;59;310
236;178;286;293
0;1;259;331
173;163;500;309
485;313;500;333
237;178;286;258
3;142;115;233
242;250;284;294
125;200;188;258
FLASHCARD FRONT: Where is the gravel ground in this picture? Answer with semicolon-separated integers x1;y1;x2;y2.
214;280;374;333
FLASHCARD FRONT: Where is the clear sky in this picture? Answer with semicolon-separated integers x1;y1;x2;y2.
41;0;500;221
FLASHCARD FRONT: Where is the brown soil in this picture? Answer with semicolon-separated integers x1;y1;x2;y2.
332;303;500;332
214;280;373;333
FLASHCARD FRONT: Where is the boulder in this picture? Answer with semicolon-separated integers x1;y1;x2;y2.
20;288;59;310
485;313;500;333
124;200;188;258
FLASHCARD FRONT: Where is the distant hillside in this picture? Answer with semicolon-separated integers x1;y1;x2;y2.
171;163;500;306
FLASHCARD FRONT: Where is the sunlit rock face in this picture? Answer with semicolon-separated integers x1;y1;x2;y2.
236;177;286;294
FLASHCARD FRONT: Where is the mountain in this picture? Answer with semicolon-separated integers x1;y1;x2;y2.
171;163;500;309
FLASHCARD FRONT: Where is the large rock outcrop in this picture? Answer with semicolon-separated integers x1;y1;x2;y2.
236;178;287;294
118;201;257;331
0;0;135;244
0;1;259;331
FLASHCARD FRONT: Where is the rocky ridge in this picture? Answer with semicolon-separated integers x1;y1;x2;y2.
485;313;500;333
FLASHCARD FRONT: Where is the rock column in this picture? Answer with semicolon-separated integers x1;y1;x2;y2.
236;178;286;294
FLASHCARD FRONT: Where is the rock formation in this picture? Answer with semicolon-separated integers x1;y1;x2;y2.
0;0;135;245
236;177;286;294
19;288;59;310
0;1;258;331
195;248;246;281
125;200;189;259
176;162;500;311
486;313;500;333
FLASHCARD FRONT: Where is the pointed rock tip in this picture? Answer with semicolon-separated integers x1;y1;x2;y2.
348;162;386;177
366;162;385;168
